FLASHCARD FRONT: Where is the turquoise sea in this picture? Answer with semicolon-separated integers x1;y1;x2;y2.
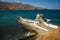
0;10;60;40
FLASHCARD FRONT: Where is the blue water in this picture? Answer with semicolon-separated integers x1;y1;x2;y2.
0;10;60;40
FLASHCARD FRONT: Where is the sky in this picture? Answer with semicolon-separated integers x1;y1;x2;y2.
0;0;60;10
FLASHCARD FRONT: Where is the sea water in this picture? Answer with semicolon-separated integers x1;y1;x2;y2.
0;10;60;40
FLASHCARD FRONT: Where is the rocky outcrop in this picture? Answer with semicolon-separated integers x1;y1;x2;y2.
39;27;60;40
19;27;60;40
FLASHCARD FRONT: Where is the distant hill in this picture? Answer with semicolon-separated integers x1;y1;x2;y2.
0;2;46;10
